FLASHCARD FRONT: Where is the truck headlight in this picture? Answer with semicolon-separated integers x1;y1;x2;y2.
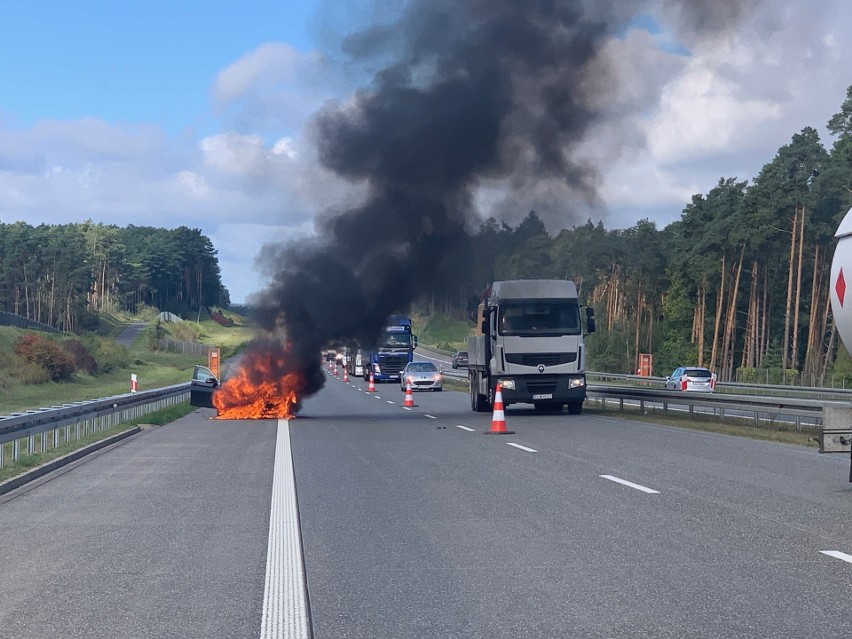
500;379;515;390
569;377;585;388
373;363;381;373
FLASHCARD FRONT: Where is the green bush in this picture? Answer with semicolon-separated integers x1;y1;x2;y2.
13;362;52;384
134;303;160;321
737;367;796;385
172;322;201;342
85;335;130;373
62;338;98;375
14;334;75;381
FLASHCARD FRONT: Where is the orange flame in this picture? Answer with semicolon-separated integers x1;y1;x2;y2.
213;348;306;419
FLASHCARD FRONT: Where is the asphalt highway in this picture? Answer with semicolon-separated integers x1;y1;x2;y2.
2;371;852;638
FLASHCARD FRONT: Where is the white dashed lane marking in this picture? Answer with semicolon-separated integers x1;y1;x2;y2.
455;425;475;432
507;442;537;453
599;475;660;494
821;550;852;564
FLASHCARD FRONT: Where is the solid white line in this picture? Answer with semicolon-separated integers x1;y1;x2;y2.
599;474;660;494
455;425;475;432
259;420;310;639
425;414;437;419
821;550;852;564
507;442;537;453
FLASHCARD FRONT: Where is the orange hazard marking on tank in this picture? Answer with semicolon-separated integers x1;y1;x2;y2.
837;268;847;307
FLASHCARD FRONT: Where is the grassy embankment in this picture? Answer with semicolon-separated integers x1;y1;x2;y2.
0;309;253;415
0;309;255;483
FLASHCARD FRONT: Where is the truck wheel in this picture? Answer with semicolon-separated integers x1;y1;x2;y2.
469;373;489;412
567;402;583;415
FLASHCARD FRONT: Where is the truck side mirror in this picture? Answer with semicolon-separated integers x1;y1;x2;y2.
586;307;596;334
480;319;488;333
413;336;418;348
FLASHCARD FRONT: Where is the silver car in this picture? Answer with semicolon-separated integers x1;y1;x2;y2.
400;361;443;392
665;366;715;392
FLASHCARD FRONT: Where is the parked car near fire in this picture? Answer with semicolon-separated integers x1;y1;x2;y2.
451;351;469;369
190;364;219;408
665;366;715;392
400;361;443;392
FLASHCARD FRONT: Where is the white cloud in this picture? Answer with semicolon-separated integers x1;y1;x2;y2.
3;1;852;299
642;63;783;163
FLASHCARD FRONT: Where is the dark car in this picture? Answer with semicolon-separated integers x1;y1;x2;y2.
190;364;219;408
400;361;443;391
451;351;469;369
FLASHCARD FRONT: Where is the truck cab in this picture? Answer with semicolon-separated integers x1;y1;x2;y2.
468;280;594;414
364;315;418;382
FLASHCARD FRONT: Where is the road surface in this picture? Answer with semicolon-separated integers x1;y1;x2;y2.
2;373;852;638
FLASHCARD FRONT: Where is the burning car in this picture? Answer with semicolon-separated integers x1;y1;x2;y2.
189;342;320;419
190;365;219;409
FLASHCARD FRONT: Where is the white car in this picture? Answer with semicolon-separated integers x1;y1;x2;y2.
665;367;715;392
400;361;443;392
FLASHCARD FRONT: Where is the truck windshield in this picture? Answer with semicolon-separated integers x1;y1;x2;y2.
498;300;581;336
379;333;412;348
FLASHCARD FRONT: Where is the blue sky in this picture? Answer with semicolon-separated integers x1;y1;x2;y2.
0;1;318;134
0;1;849;303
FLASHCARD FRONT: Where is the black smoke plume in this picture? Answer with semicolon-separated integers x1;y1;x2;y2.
250;0;757;403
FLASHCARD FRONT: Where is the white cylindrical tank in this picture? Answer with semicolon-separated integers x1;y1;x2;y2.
830;206;852;352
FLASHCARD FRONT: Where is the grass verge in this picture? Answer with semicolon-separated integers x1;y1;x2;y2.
413;315;474;352
586;402;819;447
0;401;196;484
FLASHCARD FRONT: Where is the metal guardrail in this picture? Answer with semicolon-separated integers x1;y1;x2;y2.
587;371;852;401
585;384;837;430
415;351;844;428
0;383;190;469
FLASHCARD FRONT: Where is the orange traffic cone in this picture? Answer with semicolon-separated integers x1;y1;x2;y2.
343;368;349;382
484;383;514;435
367;372;376;392
403;380;417;407
334;365;339;377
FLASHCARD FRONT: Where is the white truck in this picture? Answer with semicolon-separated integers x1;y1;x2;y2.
827;205;852;480
467;279;595;414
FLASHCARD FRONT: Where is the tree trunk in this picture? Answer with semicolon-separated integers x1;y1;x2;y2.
697;284;706;366
804;246;821;379
759;267;769;366
710;255;726;372
791;205;806;371
634;283;642;373
721;244;745;380
782;207;798;372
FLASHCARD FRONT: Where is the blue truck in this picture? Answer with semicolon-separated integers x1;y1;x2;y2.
363;315;418;382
